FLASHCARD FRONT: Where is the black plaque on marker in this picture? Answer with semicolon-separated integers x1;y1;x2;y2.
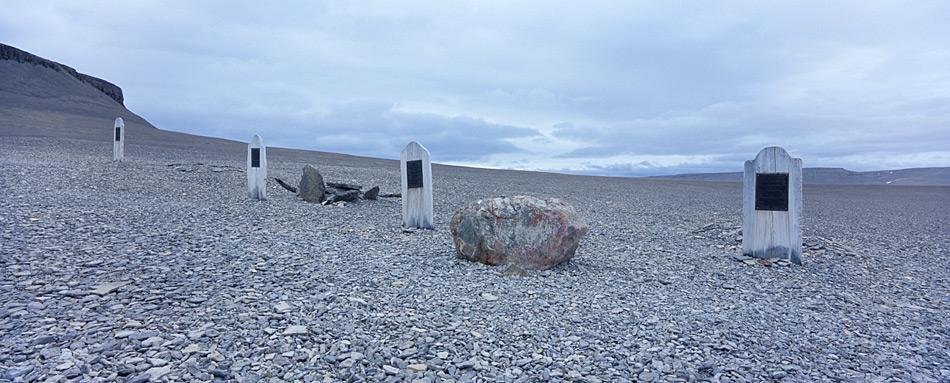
115;127;121;141
755;173;789;211
406;160;423;189
250;148;261;168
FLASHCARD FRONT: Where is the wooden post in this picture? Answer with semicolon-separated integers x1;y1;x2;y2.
113;117;124;161
247;134;267;200
400;141;433;229
742;146;803;264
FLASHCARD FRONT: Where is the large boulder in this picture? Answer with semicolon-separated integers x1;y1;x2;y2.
298;165;326;203
450;196;589;270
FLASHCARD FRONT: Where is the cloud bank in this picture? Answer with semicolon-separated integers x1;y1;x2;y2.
2;1;948;175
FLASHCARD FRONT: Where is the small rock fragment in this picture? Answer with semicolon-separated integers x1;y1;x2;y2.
141;336;164;347
92;281;129;296
362;186;380;200
114;330;136;339
274;302;293;313
481;293;499;301
128;373;151;383
3;365;34;380
210;369;228;379
182;344;200;354
327;182;362;190
328;189;360;203
145;366;171;380
275;178;298;193
148;358;168;367
282;325;308;336
31;335;57;346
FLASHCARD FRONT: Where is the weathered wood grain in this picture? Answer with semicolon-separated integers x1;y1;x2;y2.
400;141;433;229
742;146;803;264
112;117;124;161
247;134;267;201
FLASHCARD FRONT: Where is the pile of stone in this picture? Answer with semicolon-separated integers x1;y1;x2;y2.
277;165;383;204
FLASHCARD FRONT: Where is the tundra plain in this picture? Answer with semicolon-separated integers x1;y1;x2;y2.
1;134;948;382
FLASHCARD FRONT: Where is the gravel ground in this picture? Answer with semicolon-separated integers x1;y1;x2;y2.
1;136;948;383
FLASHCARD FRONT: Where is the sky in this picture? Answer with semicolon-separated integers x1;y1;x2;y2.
2;1;949;176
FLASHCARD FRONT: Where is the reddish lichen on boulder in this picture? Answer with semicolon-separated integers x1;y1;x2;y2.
450;195;589;270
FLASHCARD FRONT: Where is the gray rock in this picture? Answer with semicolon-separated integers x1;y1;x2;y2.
329;189;360;203
275;177;298;193
450;195;589;270
211;369;228;379
732;254;752;262
274;301;293;313
3;365;34;380
141;336;163;347
363;186;380;200
637;370;657;382
64;367;81;379
457;359;477;369
145;366;171;380
31;335;57;345
115;330;137;339
327;182;362;191
148;358;168;367
92;281;128;295
282;325;308;336
128;372;151;383
298;165;326;203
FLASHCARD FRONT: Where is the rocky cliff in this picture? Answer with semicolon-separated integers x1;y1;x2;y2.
0;42;124;105
0;43;238;149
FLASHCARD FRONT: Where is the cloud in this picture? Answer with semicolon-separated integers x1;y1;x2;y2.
1;1;948;174
306;101;540;161
147;100;540;162
549;98;950;170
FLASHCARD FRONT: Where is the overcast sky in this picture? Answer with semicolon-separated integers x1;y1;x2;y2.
3;1;949;175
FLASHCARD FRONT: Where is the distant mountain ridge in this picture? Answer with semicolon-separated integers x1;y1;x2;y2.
652;167;950;186
1;43;123;105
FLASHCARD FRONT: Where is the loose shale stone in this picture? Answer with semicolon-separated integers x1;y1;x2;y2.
363;186;380;200
282;325;308;336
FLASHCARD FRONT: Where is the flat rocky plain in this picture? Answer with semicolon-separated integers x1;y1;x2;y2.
1;136;948;383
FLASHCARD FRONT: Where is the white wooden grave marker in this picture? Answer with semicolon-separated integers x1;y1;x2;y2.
742;146;803;264
247;134;267;201
113;117;125;161
400;141;433;229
